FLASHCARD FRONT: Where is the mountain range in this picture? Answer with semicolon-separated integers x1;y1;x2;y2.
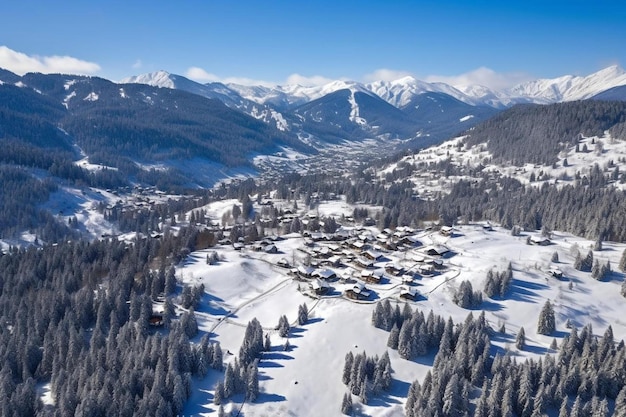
122;64;626;109
121;65;626;147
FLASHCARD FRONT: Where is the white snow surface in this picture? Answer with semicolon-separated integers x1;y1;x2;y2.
121;70;177;89
83;92;98;101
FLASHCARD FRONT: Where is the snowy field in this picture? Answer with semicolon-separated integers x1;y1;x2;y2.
176;212;626;416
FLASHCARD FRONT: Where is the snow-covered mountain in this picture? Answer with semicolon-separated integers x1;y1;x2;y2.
224;65;626;109
507;65;626;103
120;71;291;131
292;87;420;143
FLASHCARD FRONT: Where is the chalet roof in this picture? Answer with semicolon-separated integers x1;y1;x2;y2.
313;268;336;280
311;279;330;290
297;266;315;276
351;282;371;297
400;286;418;297
423;244;450;256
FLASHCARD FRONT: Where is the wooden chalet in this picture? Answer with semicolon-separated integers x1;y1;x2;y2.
399;286;419;301
311;279;330;295
548;267;563;279
313;268;337;281
530;235;551;246
346;282;371;300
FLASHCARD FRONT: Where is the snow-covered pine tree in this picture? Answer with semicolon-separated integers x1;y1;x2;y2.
342;352;354;385
516;327;526;350
223;364;236;398
591;259;602;280
537;300;556;335
277;315;290;337
341;392;353;415
387;322;400;349
213;381;224;405
246;360;259;402
297;303;308;325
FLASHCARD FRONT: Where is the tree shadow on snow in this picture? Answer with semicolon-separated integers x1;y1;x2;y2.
368;378;410;407
479;300;503;312
262;351;294;361
255;392;287;404
507;280;543;303
289;327;307;338
257;361;285;369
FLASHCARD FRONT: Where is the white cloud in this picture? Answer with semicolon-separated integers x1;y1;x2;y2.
186;66;334;87
425;67;533;90
362;68;414;83
0;45;100;75
132;59;142;69
284;73;334;86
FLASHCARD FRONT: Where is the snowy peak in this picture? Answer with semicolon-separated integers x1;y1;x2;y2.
508;65;626;102
120;70;177;89
366;76;472;108
228;80;375;109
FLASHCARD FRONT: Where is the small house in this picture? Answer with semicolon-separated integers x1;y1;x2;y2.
277;258;290;268
311;279;330;295
263;244;278;254
548;267;563;279
424;245;450;257
356;257;375;269
440;226;453;236
530;235;551;246
313;268;337;281
363;250;383;261
346;282;371;300
297;265;315;278
399;286;419;301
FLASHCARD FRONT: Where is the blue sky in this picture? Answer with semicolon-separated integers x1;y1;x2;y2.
1;0;625;88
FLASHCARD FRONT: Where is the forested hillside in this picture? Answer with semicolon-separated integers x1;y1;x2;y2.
464;100;626;165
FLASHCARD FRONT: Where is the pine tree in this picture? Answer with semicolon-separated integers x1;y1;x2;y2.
591;260;602;279
359;377;369;404
615;386;626;417
297;303;308;325
246;361;259;402
213;381;224;405
558;397;569;417
537;300;556;335
341;392;353;415
342;352;354;385
551;251;559;263
212;342;223;371
277;315;290;337
223;364;235;399
264;333;271;352
574;252;584;270
516;327;526;350
387;322;400;349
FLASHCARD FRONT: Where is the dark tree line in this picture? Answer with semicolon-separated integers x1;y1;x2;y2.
402;308;626;417
0;226;222;416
